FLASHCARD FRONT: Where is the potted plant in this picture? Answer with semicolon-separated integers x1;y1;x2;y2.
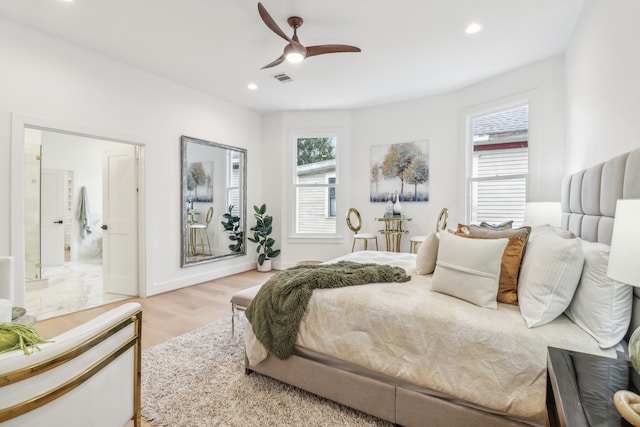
220;204;243;253
248;203;280;271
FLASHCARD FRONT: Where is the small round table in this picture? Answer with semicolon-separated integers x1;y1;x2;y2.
376;215;412;252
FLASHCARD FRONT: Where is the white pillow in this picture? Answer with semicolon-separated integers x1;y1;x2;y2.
432;232;508;309
529;224;575;241
565;241;632;348
518;227;585;327
415;232;439;275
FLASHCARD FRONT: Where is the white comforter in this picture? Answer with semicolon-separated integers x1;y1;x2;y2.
245;251;617;423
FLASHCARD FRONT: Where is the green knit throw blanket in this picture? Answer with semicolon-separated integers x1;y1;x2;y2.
245;261;411;360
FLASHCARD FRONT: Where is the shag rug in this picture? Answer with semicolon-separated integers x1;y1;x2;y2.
141;317;391;427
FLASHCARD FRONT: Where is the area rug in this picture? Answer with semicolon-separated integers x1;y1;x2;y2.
141;317;391;427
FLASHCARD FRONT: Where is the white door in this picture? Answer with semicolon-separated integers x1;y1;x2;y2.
41;169;65;267
103;145;138;296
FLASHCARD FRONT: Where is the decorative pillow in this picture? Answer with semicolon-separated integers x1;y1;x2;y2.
479;221;513;230
457;224;532;242
432;232;508;309
529;224;575;241
517;227;585;327
455;234;526;305
565;241;632;348
415;232;439;275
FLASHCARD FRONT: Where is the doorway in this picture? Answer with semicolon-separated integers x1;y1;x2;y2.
22;127;141;320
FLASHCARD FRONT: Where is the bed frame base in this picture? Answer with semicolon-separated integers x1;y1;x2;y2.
247;353;541;427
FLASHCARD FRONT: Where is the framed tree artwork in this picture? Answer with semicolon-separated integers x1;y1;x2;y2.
370;140;429;202
186;161;213;203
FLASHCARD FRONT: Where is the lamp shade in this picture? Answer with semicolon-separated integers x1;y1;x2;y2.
523;202;561;227
607;199;640;286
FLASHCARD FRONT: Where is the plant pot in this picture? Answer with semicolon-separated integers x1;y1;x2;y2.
257;259;272;272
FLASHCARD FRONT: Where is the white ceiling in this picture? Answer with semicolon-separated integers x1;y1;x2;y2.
0;0;585;113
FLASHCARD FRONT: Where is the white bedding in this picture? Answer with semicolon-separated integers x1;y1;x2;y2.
245;251;618;424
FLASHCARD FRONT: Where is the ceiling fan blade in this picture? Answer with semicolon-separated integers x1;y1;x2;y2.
257;3;291;43
261;55;285;69
305;45;361;58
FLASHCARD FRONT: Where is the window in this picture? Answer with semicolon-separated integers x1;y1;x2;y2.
226;150;241;217
327;177;336;217
468;104;528;225
294;136;337;234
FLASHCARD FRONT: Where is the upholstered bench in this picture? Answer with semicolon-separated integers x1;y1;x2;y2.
230;283;263;336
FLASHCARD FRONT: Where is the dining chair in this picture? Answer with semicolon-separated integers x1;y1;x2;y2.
189;207;214;256
410;208;448;253
346;208;378;251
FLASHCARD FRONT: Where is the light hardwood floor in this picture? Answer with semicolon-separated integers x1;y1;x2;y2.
34;269;277;427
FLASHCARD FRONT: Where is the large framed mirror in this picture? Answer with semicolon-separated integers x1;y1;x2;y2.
181;135;247;267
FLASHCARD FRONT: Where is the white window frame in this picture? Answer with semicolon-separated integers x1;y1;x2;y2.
226;150;241;217
326;175;337;218
288;131;342;241
463;96;532;225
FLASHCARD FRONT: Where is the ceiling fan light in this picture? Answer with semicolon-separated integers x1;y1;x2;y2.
285;52;304;63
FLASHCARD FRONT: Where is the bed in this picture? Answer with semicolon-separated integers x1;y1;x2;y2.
244;147;640;427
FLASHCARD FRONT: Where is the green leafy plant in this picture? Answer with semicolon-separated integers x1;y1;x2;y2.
248;204;281;265
0;323;49;355
221;205;244;253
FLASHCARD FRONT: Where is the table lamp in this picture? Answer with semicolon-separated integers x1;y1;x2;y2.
608;199;640;426
523;202;561;227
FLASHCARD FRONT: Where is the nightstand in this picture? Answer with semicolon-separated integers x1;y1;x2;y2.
546;346;634;427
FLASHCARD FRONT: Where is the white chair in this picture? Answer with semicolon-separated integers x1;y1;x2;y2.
188;206;214;256
346;208;378;251
409;208;448;253
0;256;14;302
0;302;142;426
409;236;426;253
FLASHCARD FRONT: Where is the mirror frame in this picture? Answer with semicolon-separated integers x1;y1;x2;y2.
181;135;247;267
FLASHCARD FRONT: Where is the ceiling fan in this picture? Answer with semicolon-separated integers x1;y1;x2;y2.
257;2;361;69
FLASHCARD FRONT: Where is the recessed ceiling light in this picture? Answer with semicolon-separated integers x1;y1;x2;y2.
247;83;258;91
465;23;483;34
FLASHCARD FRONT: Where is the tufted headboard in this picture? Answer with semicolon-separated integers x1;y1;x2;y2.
561;147;640;336
561;148;640;245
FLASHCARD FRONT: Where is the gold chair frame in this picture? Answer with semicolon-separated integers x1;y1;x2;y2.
436;208;449;231
346;208;378;251
409;208;448;253
189;206;214;256
0;309;142;425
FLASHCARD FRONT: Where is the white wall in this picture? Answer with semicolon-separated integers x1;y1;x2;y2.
0;17;262;303
456;57;567;204
352;93;460;253
266;56;567;262
261;110;353;268
264;0;640;267
351;57;566;251
565;0;640;172
6;0;626;295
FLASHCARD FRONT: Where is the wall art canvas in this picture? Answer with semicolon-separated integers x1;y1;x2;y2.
186;161;213;203
370;140;429;202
